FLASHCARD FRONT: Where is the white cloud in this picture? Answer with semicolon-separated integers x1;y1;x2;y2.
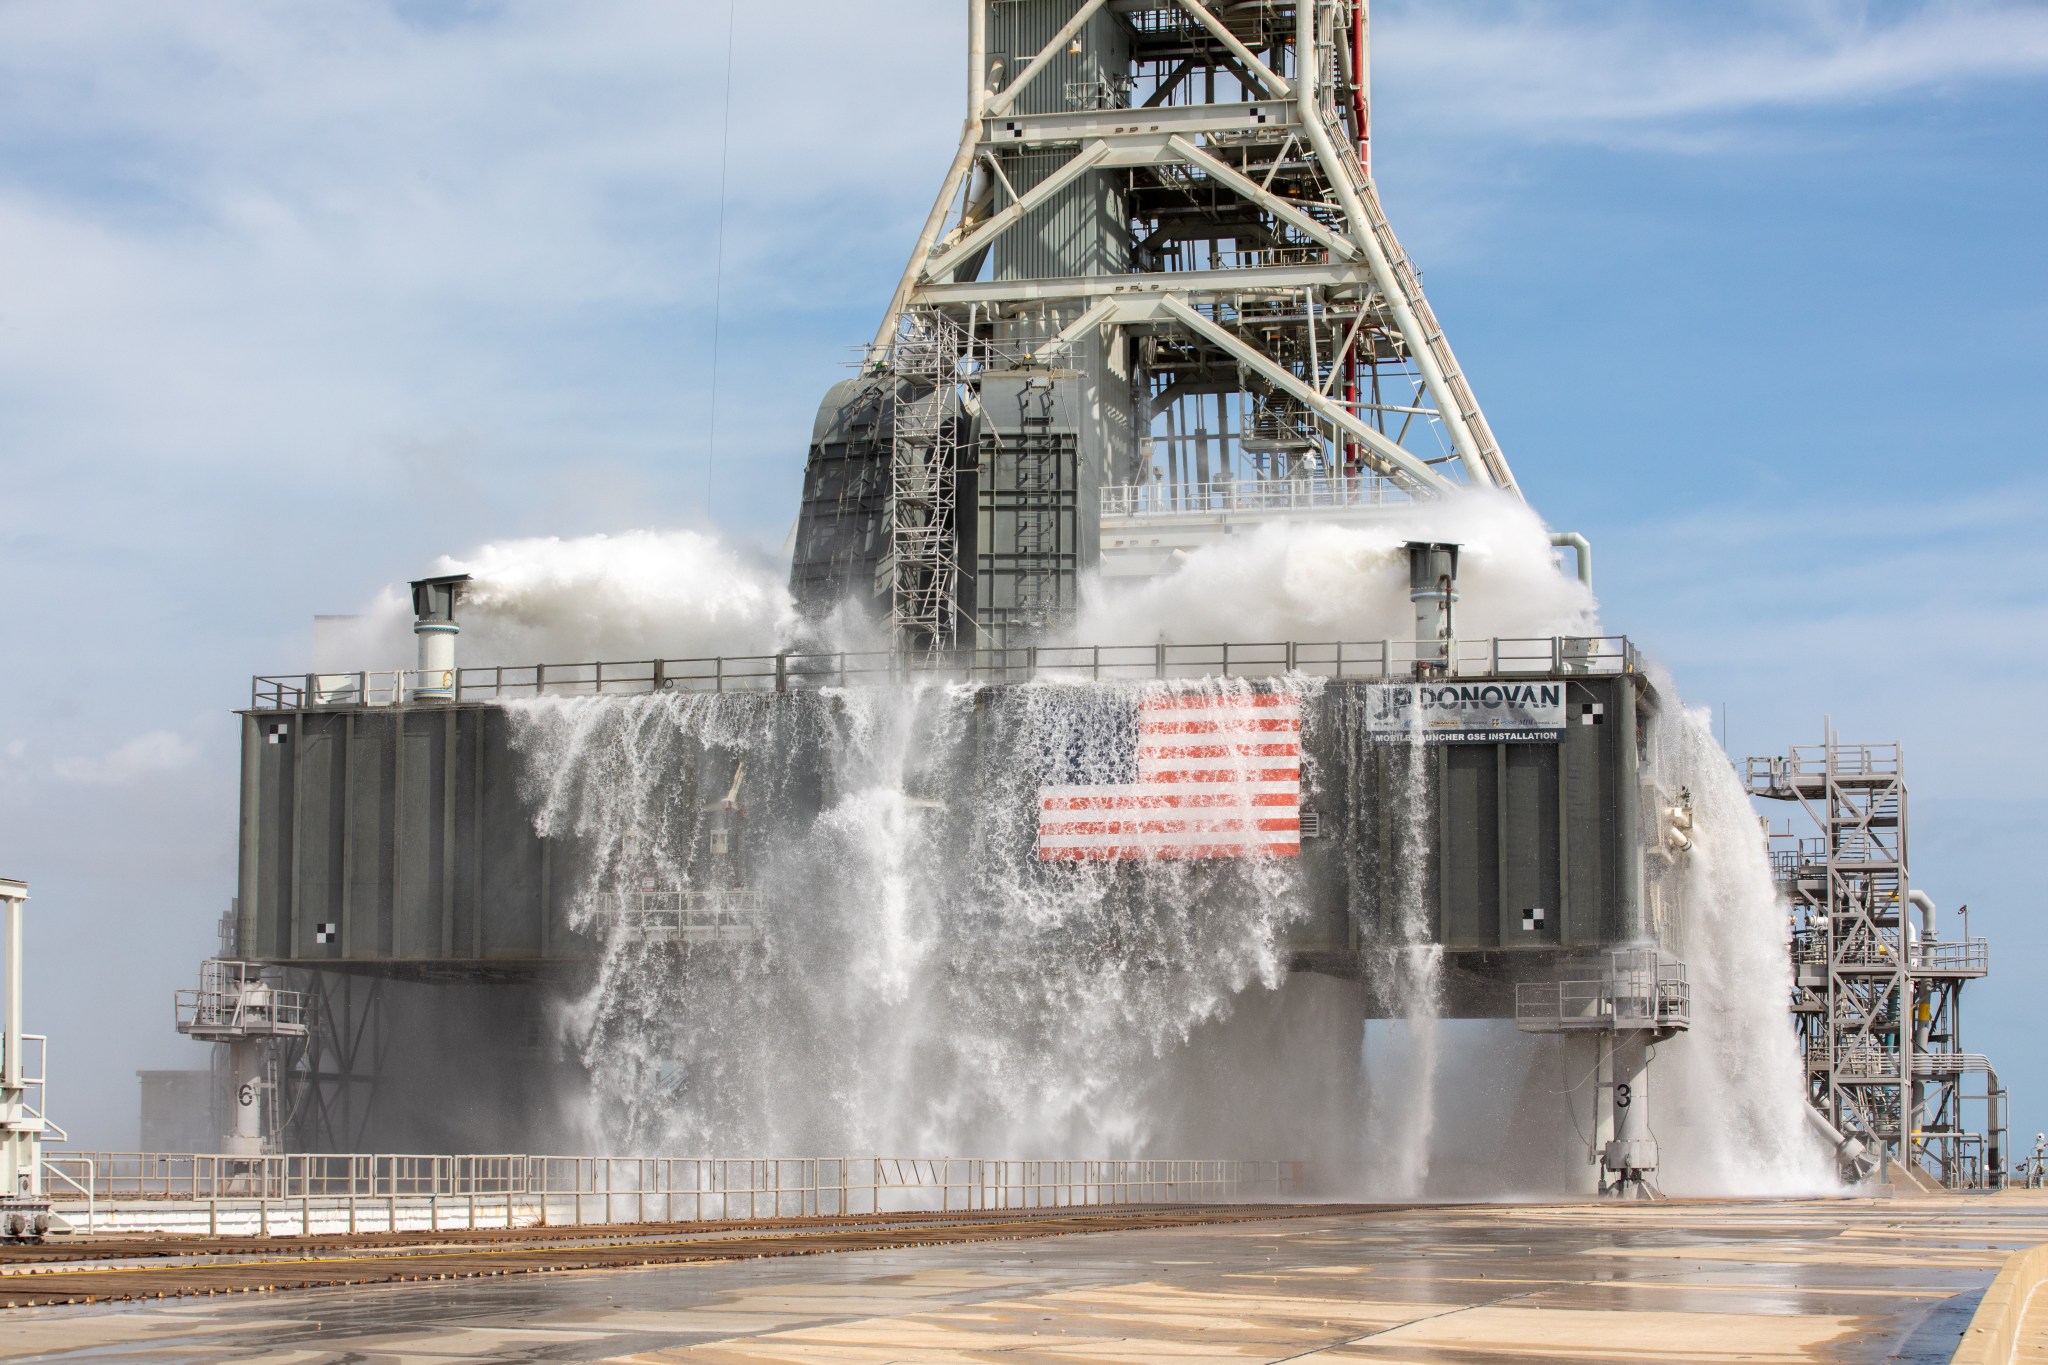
0;1;962;498
1377;0;2048;142
53;731;201;786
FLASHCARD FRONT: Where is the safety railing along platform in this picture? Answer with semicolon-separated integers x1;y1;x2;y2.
1101;475;1411;518
252;635;1640;710
39;1153;1299;1237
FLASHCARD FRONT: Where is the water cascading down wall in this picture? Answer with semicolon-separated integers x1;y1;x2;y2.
235;665;1653;1160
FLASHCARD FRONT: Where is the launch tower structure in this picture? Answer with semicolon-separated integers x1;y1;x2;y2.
792;1;1518;654
1748;731;2006;1188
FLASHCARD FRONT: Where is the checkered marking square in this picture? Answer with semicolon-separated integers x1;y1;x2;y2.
1522;907;1547;931
313;922;339;944
1580;703;1605;726
264;723;290;745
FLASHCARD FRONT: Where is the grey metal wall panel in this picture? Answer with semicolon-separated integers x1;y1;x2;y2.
479;707;549;960
349;713;397;958
989;3;1133;282
1440;745;1498;950
293;720;344;959
1501;743;1562;946
395;718;443;960
234;675;1650;1005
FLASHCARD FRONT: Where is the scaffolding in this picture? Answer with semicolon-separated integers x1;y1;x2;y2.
1747;727;2006;1188
883;309;969;654
810;1;1528;651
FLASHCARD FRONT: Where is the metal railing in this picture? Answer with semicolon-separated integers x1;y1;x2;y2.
1101;476;1410;518
1912;1053;1994;1077
1514;951;1691;1035
2;1033;66;1150
1746;743;1904;794
1910;939;1990;975
40;1153;1298;1226
252;636;1639;710
174;960;308;1038
591;890;765;946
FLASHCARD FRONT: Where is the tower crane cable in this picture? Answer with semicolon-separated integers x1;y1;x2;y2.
705;0;739;512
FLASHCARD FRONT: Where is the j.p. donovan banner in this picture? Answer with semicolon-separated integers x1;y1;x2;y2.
1366;682;1567;743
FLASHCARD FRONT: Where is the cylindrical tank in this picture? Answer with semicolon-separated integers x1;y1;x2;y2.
1406;541;1459;673
408;574;470;702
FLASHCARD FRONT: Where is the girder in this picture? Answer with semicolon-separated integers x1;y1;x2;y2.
869;1;1520;509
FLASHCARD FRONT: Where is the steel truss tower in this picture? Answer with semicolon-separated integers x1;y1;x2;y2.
1747;729;2006;1188
793;1;1520;652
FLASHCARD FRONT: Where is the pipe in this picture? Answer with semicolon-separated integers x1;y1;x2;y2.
1804;1103;1871;1179
1;880;21;1093
1908;890;1937;942
1352;0;1369;172
1549;531;1593;591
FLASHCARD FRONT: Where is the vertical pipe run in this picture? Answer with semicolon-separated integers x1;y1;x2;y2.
1;879;30;1204
2;885;20;1093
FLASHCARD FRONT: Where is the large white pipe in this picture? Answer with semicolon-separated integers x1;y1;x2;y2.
1549;532;1593;591
1908;890;1937;942
1;881;21;1093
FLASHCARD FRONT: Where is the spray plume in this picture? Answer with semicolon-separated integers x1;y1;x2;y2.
337;502;1829;1195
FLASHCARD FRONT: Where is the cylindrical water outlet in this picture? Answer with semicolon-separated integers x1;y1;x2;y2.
1406;542;1460;675
408;574;470;702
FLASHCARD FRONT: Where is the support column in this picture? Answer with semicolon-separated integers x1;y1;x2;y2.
1604;1032;1657;1197
227;1039;265;1158
0;882;28;1199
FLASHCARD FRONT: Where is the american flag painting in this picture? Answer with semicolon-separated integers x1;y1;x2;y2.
1036;690;1303;861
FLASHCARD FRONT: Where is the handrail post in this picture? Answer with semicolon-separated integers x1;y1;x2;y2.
1155;641;1165;679
775;654;787;694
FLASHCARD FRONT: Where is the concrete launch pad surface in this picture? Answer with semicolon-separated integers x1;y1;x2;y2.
7;1193;2048;1363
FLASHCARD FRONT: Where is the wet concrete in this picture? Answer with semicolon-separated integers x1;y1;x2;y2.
7;1192;2048;1363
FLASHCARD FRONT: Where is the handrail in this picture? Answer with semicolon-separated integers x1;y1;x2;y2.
1102;476;1410;517
40;1152;1298;1216
40;1157;94;1233
251;636;1639;710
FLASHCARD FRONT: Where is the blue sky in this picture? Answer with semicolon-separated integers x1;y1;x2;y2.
0;0;2043;1152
